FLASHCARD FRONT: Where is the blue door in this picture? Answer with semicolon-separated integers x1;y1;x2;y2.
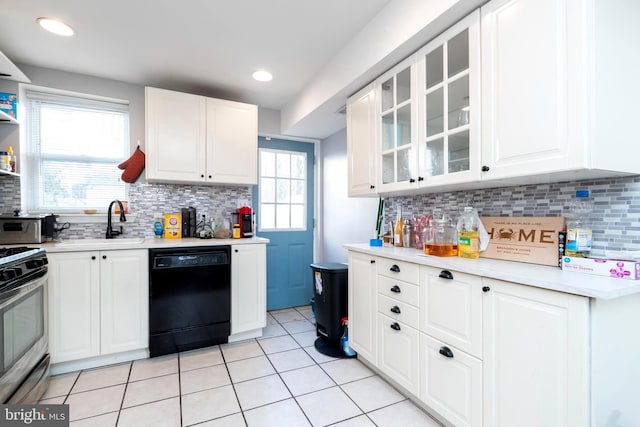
252;137;315;310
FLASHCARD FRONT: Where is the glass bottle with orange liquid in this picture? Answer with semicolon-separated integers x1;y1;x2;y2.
394;207;404;247
423;213;458;256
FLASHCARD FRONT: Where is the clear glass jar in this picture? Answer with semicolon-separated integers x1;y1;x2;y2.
423;214;458;256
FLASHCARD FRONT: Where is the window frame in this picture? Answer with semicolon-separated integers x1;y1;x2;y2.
20;85;130;214
258;147;307;232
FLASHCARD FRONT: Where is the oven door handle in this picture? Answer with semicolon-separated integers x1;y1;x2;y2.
0;273;47;306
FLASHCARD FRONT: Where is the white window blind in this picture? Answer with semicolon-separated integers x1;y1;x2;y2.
24;89;129;212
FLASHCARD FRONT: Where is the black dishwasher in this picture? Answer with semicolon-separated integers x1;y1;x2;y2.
149;246;231;357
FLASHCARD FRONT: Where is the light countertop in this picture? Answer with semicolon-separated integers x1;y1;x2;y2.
38;236;269;253
345;243;640;300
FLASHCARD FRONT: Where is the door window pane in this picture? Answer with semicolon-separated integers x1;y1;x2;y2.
259;148;307;231
260;177;275;203
397;148;412;182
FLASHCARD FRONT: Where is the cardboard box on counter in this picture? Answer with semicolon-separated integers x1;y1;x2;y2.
561;256;640;280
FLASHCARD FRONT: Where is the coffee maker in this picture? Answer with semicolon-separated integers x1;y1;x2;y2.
237;206;253;238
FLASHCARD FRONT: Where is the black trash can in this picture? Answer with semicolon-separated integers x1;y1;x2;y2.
310;262;354;358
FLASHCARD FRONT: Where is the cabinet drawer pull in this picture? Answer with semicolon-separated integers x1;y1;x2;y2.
409;178;416;183
370;259;376;264
482;286;491;292
390;285;401;293
389;264;400;273
390;322;401;331
439;346;454;358
481;165;490;172
102;255;107;260
439;270;454;280
390;305;401;314
91;256;96;260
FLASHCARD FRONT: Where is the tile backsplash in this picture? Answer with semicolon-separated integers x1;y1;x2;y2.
0;177;252;239
384;175;640;253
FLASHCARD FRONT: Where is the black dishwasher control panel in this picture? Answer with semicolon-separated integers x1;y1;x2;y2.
152;248;230;269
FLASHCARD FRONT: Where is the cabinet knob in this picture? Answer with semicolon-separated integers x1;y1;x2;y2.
201;174;205;178
409;178;416;183
390;285;401;293
439;346;454;358
102;255;107;260
208;175;212;179
482;286;491;292
439;270;454;280
91;256;96;260
389;264;400;273
370;259;375;264
390;305;401;314
417;176;424;182
370;185;375;189
390;322;401;331
481;165;490;172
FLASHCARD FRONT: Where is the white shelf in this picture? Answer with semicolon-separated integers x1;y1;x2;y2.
0;109;18;125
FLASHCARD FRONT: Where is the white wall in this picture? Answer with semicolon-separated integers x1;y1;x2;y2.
319;128;379;263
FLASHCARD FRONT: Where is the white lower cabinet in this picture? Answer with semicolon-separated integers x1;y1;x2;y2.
48;250;148;364
420;333;482;427
348;251;377;362
483;278;589;427
377;313;420;396
347;249;592;427
230;244;266;335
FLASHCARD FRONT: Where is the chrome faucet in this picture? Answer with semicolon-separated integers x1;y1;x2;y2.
106;200;127;239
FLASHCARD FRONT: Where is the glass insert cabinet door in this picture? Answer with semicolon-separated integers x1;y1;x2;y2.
379;59;416;186
421;20;475;179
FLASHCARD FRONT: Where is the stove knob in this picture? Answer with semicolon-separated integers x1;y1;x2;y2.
26;259;44;269
0;269;16;281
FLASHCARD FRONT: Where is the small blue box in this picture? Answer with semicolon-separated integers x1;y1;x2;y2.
369;238;382;247
0;92;17;120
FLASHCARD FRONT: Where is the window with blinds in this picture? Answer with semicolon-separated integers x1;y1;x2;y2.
24;89;129;212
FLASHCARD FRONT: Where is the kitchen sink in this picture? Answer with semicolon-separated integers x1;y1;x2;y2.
56;237;145;245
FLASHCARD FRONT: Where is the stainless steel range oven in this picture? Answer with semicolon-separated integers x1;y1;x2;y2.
0;247;49;403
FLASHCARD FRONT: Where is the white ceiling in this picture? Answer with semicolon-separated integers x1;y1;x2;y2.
0;0;391;131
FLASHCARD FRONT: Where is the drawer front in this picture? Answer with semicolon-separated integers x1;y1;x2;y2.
378;314;420;396
378;275;419;307
376;257;419;284
420;333;482;427
377;294;419;329
420;266;483;358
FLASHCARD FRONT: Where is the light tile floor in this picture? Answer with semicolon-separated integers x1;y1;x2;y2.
40;305;442;427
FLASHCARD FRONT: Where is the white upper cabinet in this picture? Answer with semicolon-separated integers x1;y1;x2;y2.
376;56;419;193
347;83;378;196
146;87;207;183
346;0;640;196
146;87;258;185
416;11;481;187
206;98;258;185
480;0;640;180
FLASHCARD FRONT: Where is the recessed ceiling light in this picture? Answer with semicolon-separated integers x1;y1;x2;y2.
252;70;273;82
37;17;75;36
